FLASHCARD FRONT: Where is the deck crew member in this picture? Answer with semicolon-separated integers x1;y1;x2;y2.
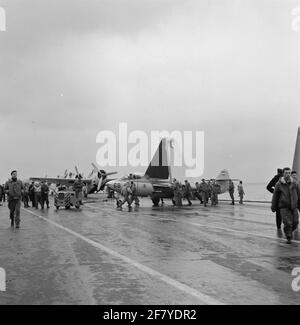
5;171;23;228
73;175;84;205
118;182;132;208
23;183;30;208
183;180;192;206
211;180;221;206
41;181;50;209
291;171;298;184
237;181;245;204
199;179;209;207
194;182;203;203
34;181;42;209
271;167;300;244
172;179;182;206
229;180;235;205
267;168;283;229
130;181;139;206
29;182;35;207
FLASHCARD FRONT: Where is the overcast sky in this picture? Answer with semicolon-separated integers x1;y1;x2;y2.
0;0;300;183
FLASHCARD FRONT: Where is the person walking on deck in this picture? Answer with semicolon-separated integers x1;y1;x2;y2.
5;171;23;228
267;168;283;229
229;180;235;205
271;167;300;244
237;181;245;204
199;179;209;207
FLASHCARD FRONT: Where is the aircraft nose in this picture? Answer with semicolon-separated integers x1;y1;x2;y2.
106;180;115;189
106;180;122;193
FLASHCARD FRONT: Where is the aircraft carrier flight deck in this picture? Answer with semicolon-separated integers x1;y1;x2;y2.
0;194;299;305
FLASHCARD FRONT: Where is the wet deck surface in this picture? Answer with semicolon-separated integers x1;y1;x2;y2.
0;195;299;305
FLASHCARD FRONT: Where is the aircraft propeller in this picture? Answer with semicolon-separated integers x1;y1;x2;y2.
91;163;117;192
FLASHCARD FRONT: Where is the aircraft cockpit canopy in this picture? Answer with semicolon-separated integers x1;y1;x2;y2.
121;173;143;180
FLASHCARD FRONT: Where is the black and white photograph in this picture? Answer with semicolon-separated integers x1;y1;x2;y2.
0;0;300;308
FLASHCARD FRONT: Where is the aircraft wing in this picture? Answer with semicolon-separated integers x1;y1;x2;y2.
153;183;172;188
29;177;93;185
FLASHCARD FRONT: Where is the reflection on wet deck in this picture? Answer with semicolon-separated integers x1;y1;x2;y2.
0;194;299;305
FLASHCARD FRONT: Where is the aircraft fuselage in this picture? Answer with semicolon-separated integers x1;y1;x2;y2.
107;178;173;199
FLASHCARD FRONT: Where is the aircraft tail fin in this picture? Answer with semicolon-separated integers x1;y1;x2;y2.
292;126;300;175
144;138;171;180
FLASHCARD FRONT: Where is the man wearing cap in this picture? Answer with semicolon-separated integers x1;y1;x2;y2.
211;179;221;206
41;181;50;209
199;179;209;207
267;168;283;229
118;181;133;208
34;181;42;209
228;180;235;205
271;167;300;243
291;171;298;184
4;171;23;228
73;175;84;205
194;182;203;204
130;181;139;206
183;180;192;206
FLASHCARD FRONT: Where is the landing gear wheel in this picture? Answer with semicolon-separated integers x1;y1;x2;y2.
65;205;71;210
152;196;160;206
56;206;59;210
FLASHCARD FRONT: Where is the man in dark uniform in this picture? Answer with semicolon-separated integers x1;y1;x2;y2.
267;168;283;229
271;167;300;243
73;175;84;205
23;183;30;208
41;181;50;209
130;181;139;206
211;180;221;206
5;171;23;228
172;179;182;206
199;179;209;207
34;181;42;209
118;182;132;208
229;180;235;205
183;180;192;206
291;171;298;184
29;181;35;207
194;182;203;204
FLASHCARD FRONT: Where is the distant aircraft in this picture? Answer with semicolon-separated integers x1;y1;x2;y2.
107;138;242;206
106;138;174;206
214;169;240;194
214;126;300;194
30;163;117;197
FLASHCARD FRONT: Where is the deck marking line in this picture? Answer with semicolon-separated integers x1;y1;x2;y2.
23;208;224;305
